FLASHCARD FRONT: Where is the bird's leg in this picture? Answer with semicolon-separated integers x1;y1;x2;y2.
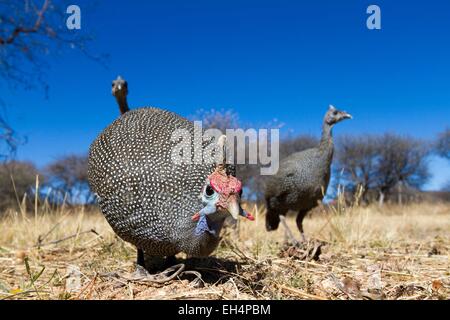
279;215;301;246
133;248;151;278
164;255;177;268
296;210;308;242
136;248;145;268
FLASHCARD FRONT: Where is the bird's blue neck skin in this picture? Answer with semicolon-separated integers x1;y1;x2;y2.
194;215;219;236
194;203;221;236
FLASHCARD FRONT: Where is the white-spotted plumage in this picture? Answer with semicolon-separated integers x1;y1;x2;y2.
88;107;228;257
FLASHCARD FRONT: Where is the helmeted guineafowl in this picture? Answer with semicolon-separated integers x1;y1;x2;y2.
88;77;251;276
112;76;129;115
265;105;352;243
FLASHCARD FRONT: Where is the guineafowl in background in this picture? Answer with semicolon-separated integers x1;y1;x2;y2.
88;77;250;275
265;105;352;243
112;76;129;115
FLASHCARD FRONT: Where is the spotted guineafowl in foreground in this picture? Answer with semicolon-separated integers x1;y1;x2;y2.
88;77;250;274
265;105;352;243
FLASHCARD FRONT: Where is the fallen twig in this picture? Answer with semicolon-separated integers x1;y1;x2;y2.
34;229;99;247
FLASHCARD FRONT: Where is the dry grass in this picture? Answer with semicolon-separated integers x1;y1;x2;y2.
0;201;449;300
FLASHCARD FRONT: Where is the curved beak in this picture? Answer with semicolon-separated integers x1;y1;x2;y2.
226;194;242;220
342;112;352;120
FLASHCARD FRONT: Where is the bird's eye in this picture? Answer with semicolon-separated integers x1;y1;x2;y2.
205;185;215;197
333;110;338;115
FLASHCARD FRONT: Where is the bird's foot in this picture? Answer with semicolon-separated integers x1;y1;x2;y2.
99;263;204;287
283;233;305;247
280;239;323;261
181;270;204;288
131;264;153;279
129;263;186;283
131;264;204;287
100;263;186;284
286;238;302;247
300;232;307;243
285;232;308;247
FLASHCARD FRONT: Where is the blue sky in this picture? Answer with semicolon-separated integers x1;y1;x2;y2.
2;0;450;190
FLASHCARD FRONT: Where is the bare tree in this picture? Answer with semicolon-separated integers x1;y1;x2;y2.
0;1;104;160
191;108;240;132
335;133;431;204
0;160;39;211
436;128;449;160
376;134;430;202
0;0;102;89
0;108;25;161
45;154;94;205
335;135;380;202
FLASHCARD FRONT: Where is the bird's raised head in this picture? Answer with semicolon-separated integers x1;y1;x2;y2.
112;76;128;99
325;105;352;125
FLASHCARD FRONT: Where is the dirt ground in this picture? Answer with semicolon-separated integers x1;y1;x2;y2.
0;202;449;300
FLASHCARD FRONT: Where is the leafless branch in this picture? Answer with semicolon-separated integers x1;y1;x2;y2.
0;0;50;45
